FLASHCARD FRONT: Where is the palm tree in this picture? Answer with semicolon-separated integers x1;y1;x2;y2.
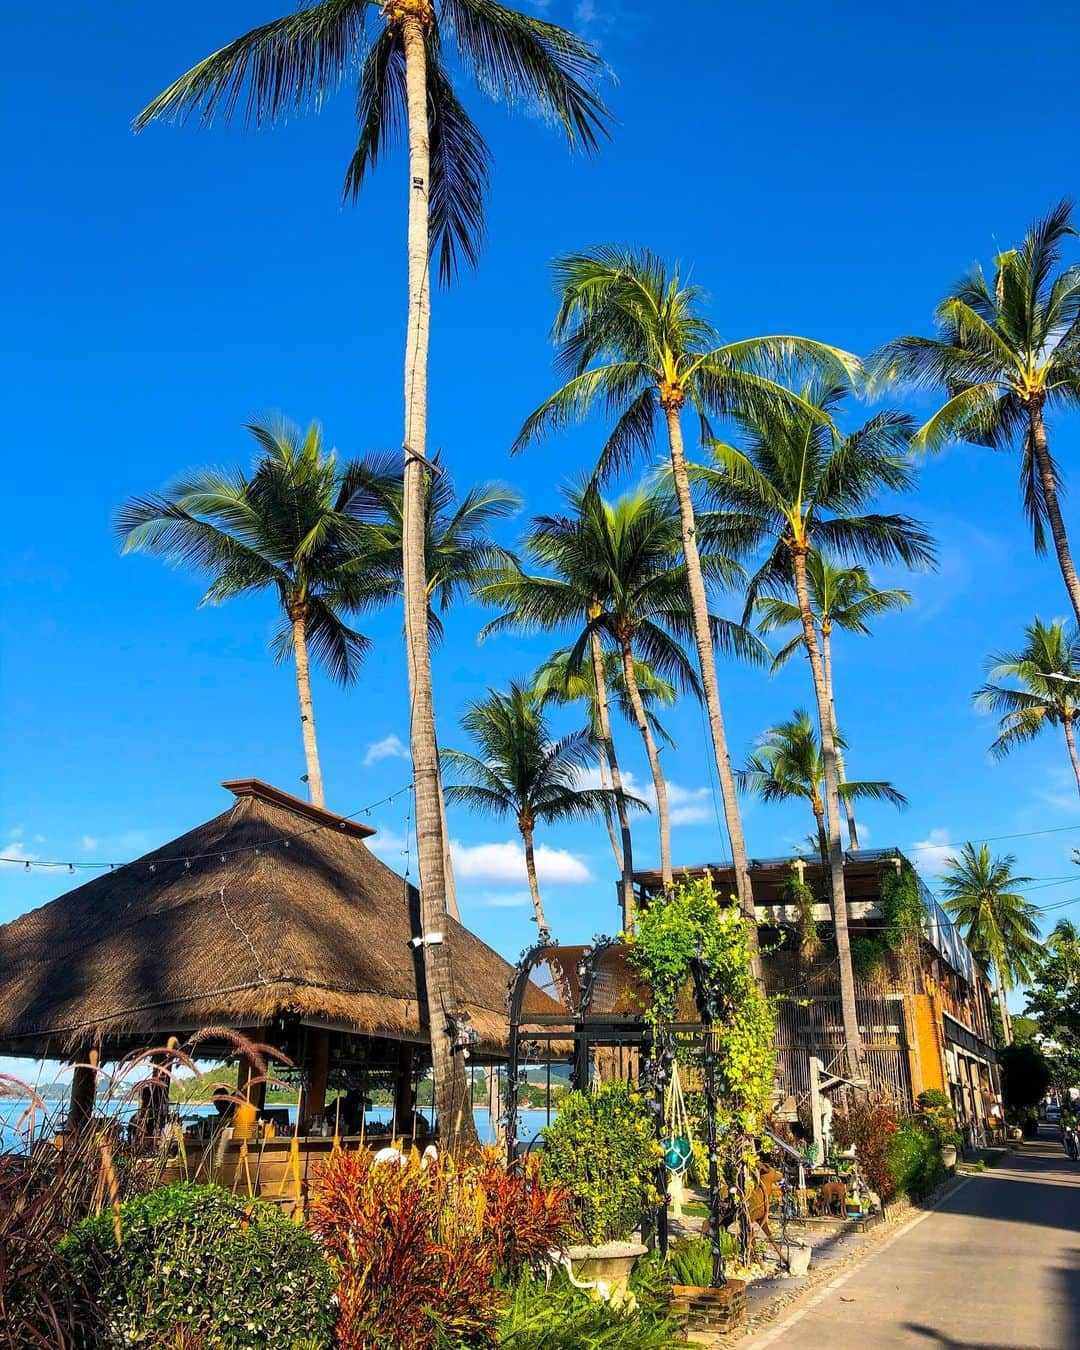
975;617;1080;793
755;554;911;847
362;459;520;643
116;417;393;808
533;645;675;884
939;844;1042;1046
482;483;757;891
737;710;907;867
697;383;934;1072
363;460;520;919
136;2;609;1153
1046;918;1080;988
513;246;858;969
873;202;1080;623
442;682;635;937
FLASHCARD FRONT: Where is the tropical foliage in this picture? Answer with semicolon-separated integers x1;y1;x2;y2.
442;681;635;935
697;380;933;1071
975;616;1080;792
939;844;1042;1045
516;248;858;964
738;710;906;865
874;201;1080;623
116;418;395;807
539;1081;661;1245
756;553;910;847
62;1183;336;1348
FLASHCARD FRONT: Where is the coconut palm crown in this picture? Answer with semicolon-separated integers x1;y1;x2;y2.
872;201;1080;621
756;553;911;847
480;482;760;887
975;617;1080;792
362;458;520;641
441;682;638;937
513;246;859;971
135;0;610;283
939;843;1042;1045
737;710;907;866
115;417;395;808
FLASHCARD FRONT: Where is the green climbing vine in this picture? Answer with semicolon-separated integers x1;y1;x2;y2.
781;864;820;962
847;859;925;978
627;876;777;1150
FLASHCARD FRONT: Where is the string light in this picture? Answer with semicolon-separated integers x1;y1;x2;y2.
3;781;414;875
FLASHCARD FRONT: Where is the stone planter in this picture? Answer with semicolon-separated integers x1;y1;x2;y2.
567;1241;646;1308
671;1280;747;1334
940;1144;958;1170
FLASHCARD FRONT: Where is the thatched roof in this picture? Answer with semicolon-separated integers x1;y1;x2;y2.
0;779;536;1059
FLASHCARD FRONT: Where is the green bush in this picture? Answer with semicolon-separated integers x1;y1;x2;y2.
540;1082;661;1245
496;1261;677;1348
884;1120;944;1199
61;1182;335;1348
850;937;888;978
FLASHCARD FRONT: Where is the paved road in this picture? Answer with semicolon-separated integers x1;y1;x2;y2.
748;1130;1080;1349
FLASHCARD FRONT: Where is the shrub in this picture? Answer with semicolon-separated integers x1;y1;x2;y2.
474;1148;574;1276
829;1094;900;1201
850;937;888;978
884;1119;944;1199
61;1182;335;1348
914;1090;961;1149
308;1146;501;1350
665;1234;736;1287
496;1262;677;1348
540;1082;661;1245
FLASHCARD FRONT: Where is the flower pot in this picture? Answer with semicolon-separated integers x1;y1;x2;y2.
940;1144;957;1169
1007;1125;1023;1142
784;1241;812;1277
567;1241;646;1306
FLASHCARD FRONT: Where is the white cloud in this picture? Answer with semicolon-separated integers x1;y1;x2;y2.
80;836;98;852
474;891;533;909
451;838;591;885
363;734;411;767
910;828;956;876
0;840;38;869
366;827;409;862
575;766;714;827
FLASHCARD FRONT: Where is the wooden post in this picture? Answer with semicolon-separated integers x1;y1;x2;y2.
392;1041;414;1139
68;1045;100;1135
237;1031;269;1112
306;1028;330;1128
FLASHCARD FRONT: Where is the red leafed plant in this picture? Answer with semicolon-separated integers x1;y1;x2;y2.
308;1147;501;1350
473;1146;574;1275
831;1093;901;1200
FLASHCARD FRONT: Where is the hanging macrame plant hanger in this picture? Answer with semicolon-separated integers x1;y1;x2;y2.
662;1060;693;1174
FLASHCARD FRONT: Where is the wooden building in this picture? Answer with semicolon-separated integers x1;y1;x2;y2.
633;851;1002;1134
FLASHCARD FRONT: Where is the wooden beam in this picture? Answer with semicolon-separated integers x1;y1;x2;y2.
306;1028;330;1128
68;1045;100;1135
392;1041;414;1139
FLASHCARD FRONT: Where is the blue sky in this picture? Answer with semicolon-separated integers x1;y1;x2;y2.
4;0;1080;1060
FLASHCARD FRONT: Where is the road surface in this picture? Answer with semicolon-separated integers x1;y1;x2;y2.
748;1130;1080;1349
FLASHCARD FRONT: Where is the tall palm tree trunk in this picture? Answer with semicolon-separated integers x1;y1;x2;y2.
596;753;623;868
792;546;862;1075
619;635;672;887
663;401;761;978
401;10;476;1152
1063;713;1080;795
994;967;1013;1047
591;632;636;929
290;605;325;808
822;624;859;849
1031;400;1080;625
811;794;829;869
519;819;550;937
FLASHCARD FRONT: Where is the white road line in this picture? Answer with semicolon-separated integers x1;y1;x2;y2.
745;1176;973;1348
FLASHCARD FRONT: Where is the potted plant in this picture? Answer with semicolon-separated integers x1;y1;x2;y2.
540;1081;660;1298
916;1089;961;1169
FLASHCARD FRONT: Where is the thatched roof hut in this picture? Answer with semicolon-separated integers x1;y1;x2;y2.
0;779;527;1062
